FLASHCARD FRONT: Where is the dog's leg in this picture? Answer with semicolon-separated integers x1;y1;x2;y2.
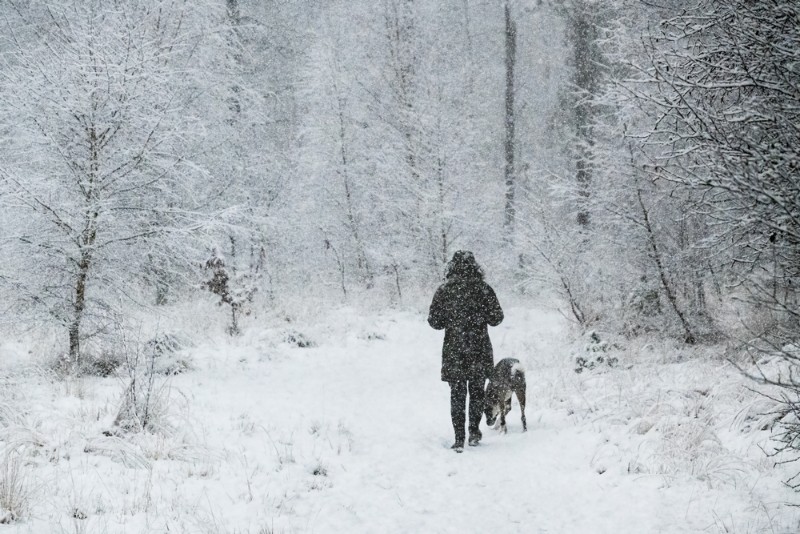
518;385;527;432
499;400;508;434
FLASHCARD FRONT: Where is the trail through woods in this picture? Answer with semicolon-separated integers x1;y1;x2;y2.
1;305;797;533
180;307;792;533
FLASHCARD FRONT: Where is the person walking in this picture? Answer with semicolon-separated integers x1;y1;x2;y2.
428;250;504;452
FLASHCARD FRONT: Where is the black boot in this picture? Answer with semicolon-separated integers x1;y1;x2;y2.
468;428;482;446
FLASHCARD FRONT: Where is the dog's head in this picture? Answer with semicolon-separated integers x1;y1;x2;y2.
484;386;502;426
484;400;501;426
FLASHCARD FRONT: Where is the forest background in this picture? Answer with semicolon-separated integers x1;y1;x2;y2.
0;0;798;512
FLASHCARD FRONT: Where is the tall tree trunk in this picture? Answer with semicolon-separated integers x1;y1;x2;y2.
438;150;448;269
386;0;418;183
503;2;517;242
397;2;420;187
571;5;597;228
226;0;242;114
69;228;97;366
70;123;101;366
385;0;424;268
68;251;91;364
335;92;374;288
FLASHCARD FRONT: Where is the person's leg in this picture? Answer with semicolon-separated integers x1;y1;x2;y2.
467;378;485;444
449;380;467;448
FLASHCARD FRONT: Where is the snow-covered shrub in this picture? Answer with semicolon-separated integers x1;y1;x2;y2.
0;450;31;524
625;388;751;489
282;330;315;348
746;345;800;491
113;379;170;435
731;396;786;435
154;355;192;377
112;341;171;434
203;248;259;336
145;333;184;355
574;331;620;373
620;279;665;338
145;333;192;376
80;350;125;378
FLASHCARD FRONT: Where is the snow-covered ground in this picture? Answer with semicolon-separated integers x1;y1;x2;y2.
1;303;799;533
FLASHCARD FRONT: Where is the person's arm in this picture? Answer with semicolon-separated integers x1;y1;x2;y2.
428;286;447;330
484;284;504;326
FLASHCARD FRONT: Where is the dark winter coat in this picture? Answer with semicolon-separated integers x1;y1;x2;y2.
428;275;504;382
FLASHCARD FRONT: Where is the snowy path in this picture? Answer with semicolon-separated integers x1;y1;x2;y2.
185;308;718;534
3;305;797;532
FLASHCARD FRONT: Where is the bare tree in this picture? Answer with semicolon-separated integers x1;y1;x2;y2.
503;1;517;242
0;0;218;363
624;0;800;475
558;0;607;229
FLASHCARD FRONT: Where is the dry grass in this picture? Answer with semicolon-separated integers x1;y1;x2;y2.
0;450;31;523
